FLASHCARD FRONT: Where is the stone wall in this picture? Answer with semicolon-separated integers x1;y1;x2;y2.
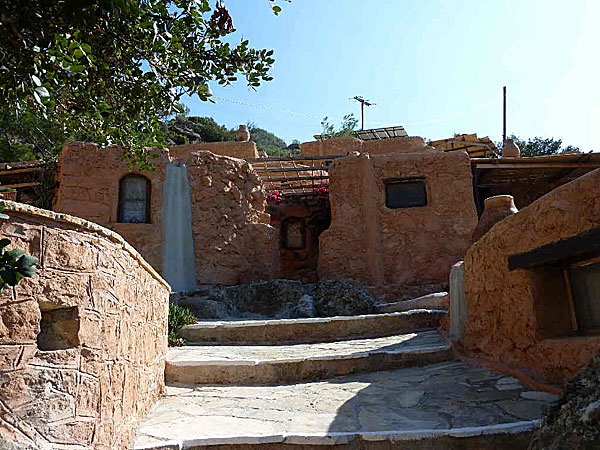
186;151;280;285
0;202;170;449
53;143;280;288
319;149;477;301
169;141;259;159
53;142;166;271
301;136;427;157
463;168;600;384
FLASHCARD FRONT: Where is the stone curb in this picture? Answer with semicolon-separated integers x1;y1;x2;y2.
0;200;171;290
179;310;447;344
374;292;449;314
134;420;539;449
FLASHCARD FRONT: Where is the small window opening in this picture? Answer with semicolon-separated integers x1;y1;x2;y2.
566;257;600;332
281;217;306;250
37;306;80;351
118;174;151;223
385;178;427;209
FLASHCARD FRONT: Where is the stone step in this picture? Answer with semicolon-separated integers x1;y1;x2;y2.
134;361;557;449
374;292;449;314
166;331;451;385
179;310;445;344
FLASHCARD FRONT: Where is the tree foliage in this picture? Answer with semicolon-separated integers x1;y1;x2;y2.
320;114;358;138
0;0;278;168
247;123;287;154
505;135;580;157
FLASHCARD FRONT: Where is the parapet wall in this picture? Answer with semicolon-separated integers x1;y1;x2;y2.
301;136;427;157
0;202;170;449
463;168;600;384
169;141;259;159
319;149;477;301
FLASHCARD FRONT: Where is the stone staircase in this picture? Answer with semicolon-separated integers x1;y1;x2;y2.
134;307;556;449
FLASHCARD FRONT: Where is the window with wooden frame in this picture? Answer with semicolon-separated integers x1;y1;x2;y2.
564;257;600;332
509;227;600;335
281;216;306;250
118;174;151;223
385;177;427;209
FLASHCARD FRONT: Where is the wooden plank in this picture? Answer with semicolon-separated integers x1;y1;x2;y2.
254;165;330;173
260;175;329;183
246;155;344;162
474;162;600;169
0;167;43;175
0;182;41;189
508;227;600;271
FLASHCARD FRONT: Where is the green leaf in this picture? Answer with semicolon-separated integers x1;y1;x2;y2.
0;269;18;286
5;249;26;261
17;255;38;269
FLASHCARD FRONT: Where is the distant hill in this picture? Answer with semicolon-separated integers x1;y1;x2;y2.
166;116;297;156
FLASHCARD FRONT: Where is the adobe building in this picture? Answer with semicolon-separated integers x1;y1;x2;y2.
2;127;600;449
52;141;280;291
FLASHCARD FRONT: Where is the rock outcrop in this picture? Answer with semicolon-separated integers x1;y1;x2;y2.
529;352;600;449
172;279;376;319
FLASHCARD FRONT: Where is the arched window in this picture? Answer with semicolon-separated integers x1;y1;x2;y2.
118;174;151;223
281;216;306;250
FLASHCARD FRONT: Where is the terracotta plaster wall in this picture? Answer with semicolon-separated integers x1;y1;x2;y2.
300;136;427;157
463;168;600;385
0;202;170;450
53;142;165;271
319;150;477;301
186;151;280;285
169;141;259;159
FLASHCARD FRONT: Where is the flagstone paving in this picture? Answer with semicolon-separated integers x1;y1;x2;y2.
166;331;451;384
134;361;557;449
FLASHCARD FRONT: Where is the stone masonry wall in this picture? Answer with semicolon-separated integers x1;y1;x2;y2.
185;151;280;285
53;142;166;271
463;168;600;385
319;150;477;301
169;141;259;160
0;202;170;449
53;143;279;288
301;136;427;157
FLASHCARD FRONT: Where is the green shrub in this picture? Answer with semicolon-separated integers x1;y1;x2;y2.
0;188;38;291
168;303;196;346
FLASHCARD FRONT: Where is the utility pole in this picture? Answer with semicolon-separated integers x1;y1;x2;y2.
350;96;375;130
503;86;507;144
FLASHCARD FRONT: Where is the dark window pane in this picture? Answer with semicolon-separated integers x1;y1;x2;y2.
281;217;306;250
119;175;150;223
385;179;427;209
570;260;600;330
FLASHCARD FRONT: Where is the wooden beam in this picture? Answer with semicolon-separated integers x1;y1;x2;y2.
261;175;329;183
0;167;43;175
474;162;600;169
508;227;600;271
247;155;345;162
254;165;330;173
0;182;41;189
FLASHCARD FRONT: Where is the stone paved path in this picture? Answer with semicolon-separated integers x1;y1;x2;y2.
134;361;557;448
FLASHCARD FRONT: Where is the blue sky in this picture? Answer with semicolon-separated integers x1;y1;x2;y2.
183;0;599;151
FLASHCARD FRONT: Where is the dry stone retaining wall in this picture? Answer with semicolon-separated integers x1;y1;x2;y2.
0;202;170;449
